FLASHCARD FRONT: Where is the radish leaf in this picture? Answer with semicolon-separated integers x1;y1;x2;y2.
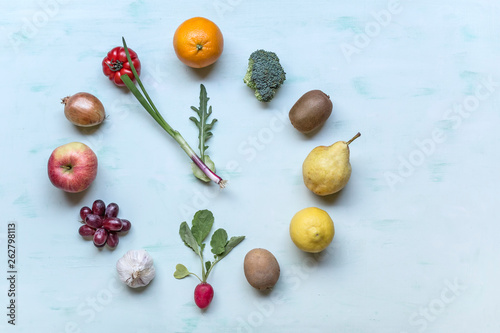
174;264;191;279
179;222;199;256
210;228;228;256
191;209;214;246
218;236;246;260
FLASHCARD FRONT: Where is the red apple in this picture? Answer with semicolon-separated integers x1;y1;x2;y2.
47;142;98;193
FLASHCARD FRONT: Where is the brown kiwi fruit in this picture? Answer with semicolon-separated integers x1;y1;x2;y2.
289;90;333;134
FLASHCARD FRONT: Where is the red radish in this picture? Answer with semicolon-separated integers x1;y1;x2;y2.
194;283;214;309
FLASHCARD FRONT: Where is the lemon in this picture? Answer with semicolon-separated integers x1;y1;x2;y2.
289;207;335;253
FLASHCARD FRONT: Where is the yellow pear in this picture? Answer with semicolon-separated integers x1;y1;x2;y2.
302;133;360;196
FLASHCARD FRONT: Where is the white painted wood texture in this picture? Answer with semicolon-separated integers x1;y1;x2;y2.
1;0;499;332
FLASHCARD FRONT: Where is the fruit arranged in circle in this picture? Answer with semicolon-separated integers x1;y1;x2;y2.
106;233;119;249
78;200;132;249
102;46;141;86
85;214;103;229
120;219;132;233
102;217;123;231
173;17;224;69
47;142;98;193
78;225;96;237
93;228;108;247
105;203;119;218
243;248;280;290
79;206;92;220
289;207;335;253
289;90;333;134
302;133;360;196
92;199;106;216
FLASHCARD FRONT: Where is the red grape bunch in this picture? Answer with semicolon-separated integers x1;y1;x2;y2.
78;200;132;249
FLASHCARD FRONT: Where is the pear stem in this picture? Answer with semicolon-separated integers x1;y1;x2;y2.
346;132;361;145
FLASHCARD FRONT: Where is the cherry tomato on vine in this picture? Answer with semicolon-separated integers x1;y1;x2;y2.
102;46;141;87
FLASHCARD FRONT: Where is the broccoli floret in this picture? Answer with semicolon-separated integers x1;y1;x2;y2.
243;49;286;102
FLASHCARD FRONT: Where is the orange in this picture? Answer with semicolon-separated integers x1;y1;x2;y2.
173;17;224;69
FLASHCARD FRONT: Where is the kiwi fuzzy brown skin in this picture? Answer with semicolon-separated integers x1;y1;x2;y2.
289;90;333;134
243;248;280;291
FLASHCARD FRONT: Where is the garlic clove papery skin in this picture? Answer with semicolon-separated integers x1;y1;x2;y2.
116;249;156;288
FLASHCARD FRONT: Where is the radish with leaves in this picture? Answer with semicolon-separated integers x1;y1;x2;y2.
174;209;245;309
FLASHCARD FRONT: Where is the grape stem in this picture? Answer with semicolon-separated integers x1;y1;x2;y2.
120;37;226;188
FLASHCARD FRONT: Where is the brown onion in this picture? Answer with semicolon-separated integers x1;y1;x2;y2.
62;92;106;127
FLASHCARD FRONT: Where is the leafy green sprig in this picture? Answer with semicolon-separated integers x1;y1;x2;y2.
174;210;245;282
190;84;218;182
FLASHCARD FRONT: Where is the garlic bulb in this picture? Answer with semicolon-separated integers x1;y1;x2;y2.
116;249;155;288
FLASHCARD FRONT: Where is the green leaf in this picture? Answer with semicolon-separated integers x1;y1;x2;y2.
191;210;214;246
179;222;199;256
174;264;191;279
189;84;219;182
210;228;228;256
205;261;212;273
122;38;167;133
190;84;218;161
218;236;245;261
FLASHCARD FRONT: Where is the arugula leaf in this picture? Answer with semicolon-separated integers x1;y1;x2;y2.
190;84;218;182
190;84;217;160
179;221;199;256
174;264;191;279
218;236;245;261
210;228;228;256
190;209;214;247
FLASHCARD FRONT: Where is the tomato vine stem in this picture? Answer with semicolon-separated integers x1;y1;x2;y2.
105;59;124;72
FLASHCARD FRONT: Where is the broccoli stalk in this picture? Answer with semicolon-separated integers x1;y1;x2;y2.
243;49;286;102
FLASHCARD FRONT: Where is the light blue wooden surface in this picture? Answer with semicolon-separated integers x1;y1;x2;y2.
1;0;500;332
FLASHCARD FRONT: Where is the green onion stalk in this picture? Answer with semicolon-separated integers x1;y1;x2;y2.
120;37;226;188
